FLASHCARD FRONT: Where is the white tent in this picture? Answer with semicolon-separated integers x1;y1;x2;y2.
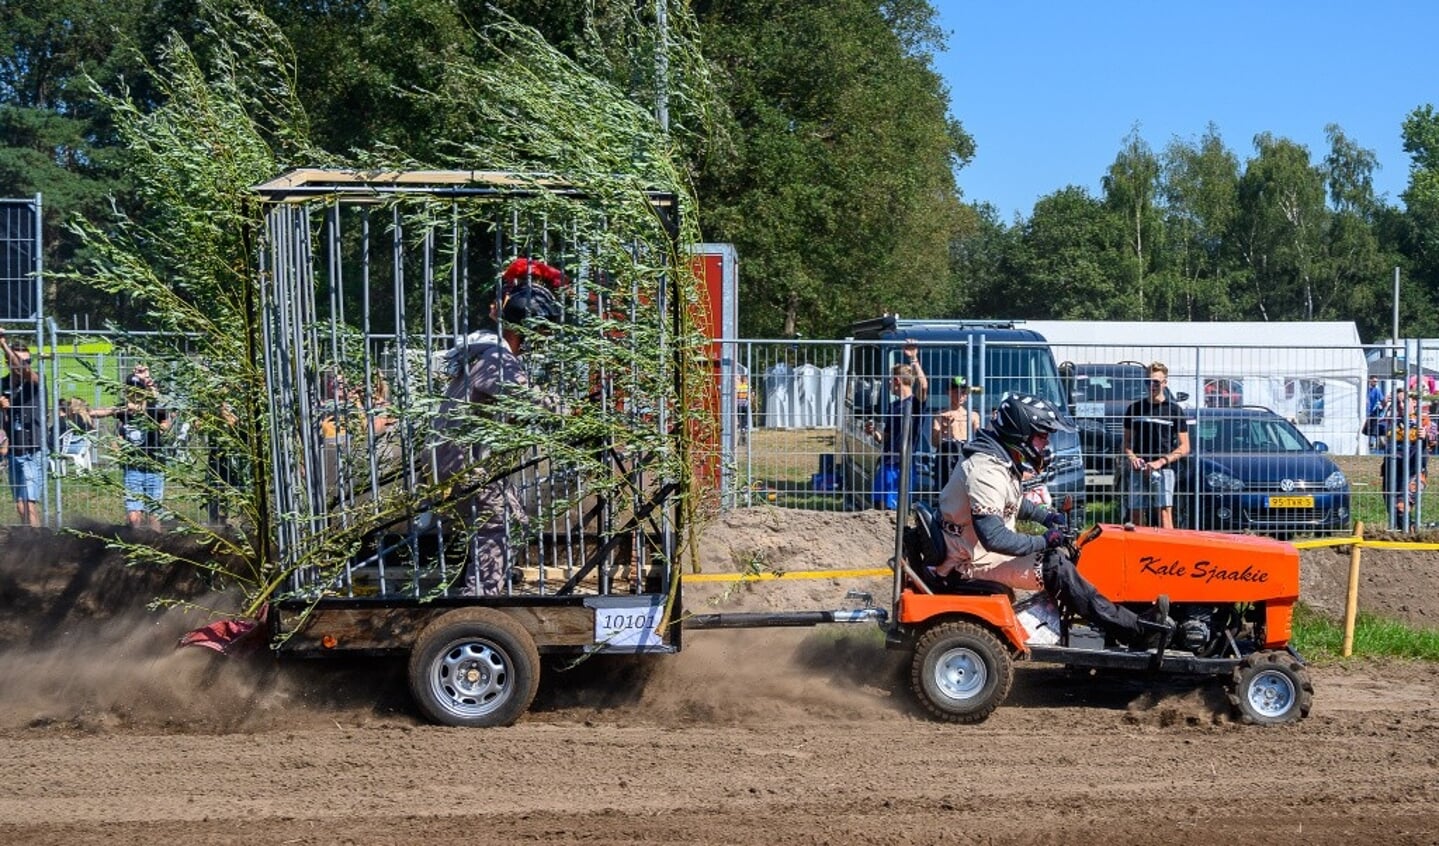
1027;321;1368;455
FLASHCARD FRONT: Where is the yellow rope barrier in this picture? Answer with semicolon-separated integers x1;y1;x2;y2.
1293;536;1439;551
682;567;891;583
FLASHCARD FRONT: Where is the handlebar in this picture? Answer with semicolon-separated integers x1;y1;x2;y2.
1055;521;1102;560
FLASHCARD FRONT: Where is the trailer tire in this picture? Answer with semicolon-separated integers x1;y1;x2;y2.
911;621;1013;723
408;609;540;728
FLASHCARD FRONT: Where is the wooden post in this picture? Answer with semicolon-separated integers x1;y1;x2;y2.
1342;522;1364;657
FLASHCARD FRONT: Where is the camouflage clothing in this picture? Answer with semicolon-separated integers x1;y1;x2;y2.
433;331;529;596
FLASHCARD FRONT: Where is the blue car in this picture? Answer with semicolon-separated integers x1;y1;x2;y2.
1175;407;1351;536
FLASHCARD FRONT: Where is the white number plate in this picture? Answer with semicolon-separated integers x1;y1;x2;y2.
1074;402;1105;418
594;601;665;648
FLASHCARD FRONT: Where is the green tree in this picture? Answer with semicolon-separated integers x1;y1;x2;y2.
0;0;147;320
1101;126;1163;318
1003;186;1126;320
58;1;324;598
63;2;708;620
692;0;971;337
1159;125;1243;320
1232;133;1328;321
1401;104;1439;308
946;202;1015;319
1318;124;1400;336
266;0;477;160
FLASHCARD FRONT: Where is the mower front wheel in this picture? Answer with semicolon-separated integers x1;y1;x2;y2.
1228;650;1313;726
911;621;1013;723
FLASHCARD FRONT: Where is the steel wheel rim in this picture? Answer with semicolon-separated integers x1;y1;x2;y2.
933;646;988;702
1247;668;1297;718
429;639;513;719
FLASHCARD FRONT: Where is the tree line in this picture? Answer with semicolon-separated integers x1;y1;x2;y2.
955;121;1439;344
1;0;1436;343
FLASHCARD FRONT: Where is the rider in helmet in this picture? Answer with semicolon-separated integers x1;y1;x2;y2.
931;392;1171;648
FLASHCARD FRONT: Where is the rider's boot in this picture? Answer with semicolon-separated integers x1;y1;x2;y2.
1132;594;1174;653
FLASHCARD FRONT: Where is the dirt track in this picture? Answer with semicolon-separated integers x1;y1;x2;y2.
2;518;1438;845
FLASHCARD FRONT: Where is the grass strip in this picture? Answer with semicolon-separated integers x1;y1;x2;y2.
1291;601;1439;660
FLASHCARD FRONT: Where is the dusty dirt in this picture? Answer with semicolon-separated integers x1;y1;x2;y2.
1;514;1438;845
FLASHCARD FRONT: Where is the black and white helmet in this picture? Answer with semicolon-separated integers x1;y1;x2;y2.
991;392;1075;471
500;282;562;328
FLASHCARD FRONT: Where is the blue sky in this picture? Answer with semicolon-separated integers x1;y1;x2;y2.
931;1;1436;221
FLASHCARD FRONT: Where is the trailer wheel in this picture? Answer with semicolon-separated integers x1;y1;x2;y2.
911;621;1013;723
1228;650;1313;726
408;609;540;728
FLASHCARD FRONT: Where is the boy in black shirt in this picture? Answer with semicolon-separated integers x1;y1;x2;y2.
1121;361;1190;528
0;330;43;527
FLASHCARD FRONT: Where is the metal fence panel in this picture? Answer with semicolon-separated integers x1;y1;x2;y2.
0;197;40;321
18;324;1439;539
709;338;1439;539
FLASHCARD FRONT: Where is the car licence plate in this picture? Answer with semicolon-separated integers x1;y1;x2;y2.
1267;496;1315;508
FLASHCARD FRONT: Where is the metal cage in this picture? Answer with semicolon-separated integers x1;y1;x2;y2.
254;170;685;613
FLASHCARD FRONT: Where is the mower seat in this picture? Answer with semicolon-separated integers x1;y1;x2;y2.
936;576;1014;601
912;566;1015;601
944;578;1014;598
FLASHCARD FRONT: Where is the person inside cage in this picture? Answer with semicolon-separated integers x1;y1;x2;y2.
320;370;395;440
431;279;563;595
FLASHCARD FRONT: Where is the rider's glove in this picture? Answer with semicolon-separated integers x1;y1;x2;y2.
1043;527;1065;549
1041;510;1066;530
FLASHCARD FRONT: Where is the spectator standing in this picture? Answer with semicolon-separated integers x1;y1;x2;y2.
0;329;43;526
1383;389;1429;530
1365;375;1386;450
866;340;927;509
1121;361;1190;528
63;397;95;433
735;373;750;445
92;375;173;531
931;376;981;490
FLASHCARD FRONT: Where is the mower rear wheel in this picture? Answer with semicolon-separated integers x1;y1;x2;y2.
911;621;1013;723
1228;650;1313;726
408;608;540;728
